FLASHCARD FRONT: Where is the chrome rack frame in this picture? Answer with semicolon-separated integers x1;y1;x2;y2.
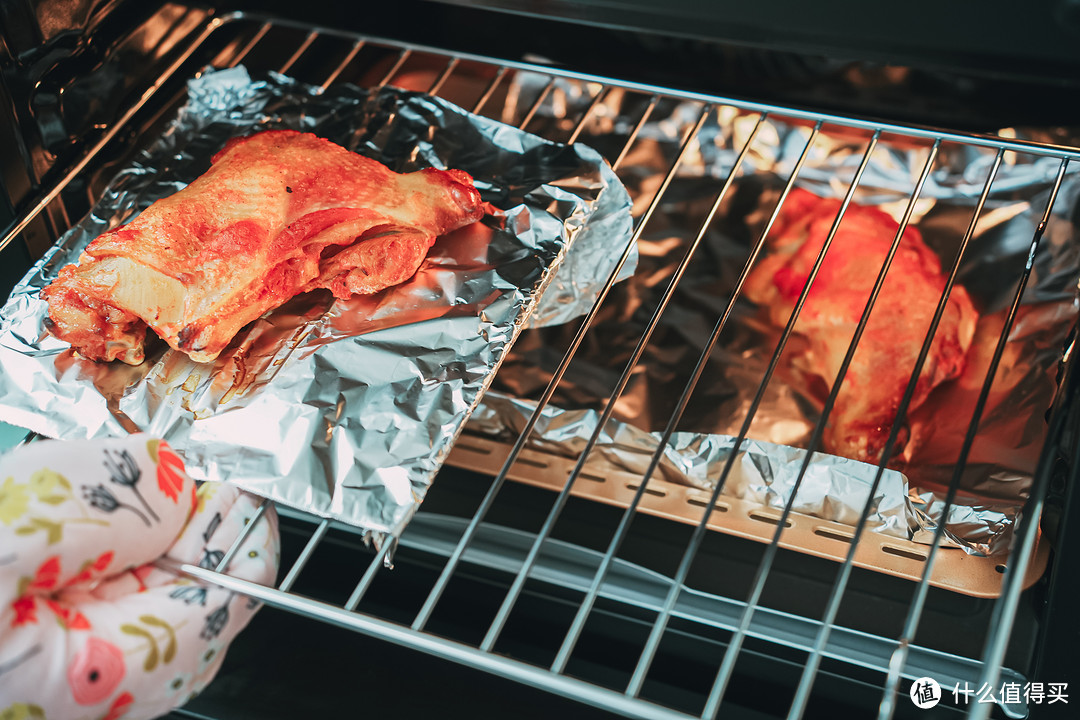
7;10;1080;720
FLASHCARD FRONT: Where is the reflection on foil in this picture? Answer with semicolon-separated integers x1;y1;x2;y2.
474;72;1080;557
470;391;1022;556
469;391;913;539
0;66;634;545
910;490;1017;557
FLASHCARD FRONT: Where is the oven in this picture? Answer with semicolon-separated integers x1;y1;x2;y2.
1;2;1079;719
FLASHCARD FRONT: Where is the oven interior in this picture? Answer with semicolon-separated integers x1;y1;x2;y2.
1;2;1080;719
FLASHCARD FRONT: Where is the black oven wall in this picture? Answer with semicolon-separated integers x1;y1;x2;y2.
4;0;1080;279
228;0;1080;131
0;0;196;299
1;6;1079;719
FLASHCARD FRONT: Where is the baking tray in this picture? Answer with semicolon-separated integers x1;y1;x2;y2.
447;434;1051;597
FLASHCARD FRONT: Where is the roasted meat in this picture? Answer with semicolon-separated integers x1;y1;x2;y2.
42;130;485;364
744;187;978;464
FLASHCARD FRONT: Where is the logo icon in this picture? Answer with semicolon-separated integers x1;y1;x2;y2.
910;677;942;709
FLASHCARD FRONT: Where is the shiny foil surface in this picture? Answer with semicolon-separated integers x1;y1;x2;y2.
0;66;633;543
470;73;1080;556
470;391;914;539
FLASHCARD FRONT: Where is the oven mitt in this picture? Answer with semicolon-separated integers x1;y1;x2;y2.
0;434;280;720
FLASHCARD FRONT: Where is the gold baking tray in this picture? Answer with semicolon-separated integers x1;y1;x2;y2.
446;433;1049;598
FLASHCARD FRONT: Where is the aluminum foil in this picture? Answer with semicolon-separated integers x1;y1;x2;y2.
0;66;633;543
470;391;1025;554
470;73;1080;556
470;391;913;538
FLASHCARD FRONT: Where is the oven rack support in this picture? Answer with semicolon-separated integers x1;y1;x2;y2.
5;9;1080;720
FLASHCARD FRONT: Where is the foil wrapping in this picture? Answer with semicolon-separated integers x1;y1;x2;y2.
0;66;634;543
470;392;1024;554
470;73;1080;556
470;391;914;539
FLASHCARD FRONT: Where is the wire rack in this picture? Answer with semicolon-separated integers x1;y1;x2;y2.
5;8;1080;720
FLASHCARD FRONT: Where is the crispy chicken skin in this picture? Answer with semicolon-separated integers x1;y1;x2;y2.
41;130;485;365
744;188;978;464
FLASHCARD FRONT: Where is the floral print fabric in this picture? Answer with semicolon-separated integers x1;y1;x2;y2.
0;435;280;719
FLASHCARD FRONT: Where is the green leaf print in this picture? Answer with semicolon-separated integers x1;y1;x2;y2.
143;639;160;672
27;469;69;499
0;477;30;526
119;623;145;636
146;438;161;464
122;615;182;672
121;623;160;671
163;637;177;664
14;515;105;542
0;703;46;720
34;521;60;544
26;518;62;544
139;615;178;664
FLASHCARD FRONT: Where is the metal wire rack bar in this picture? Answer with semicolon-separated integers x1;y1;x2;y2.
344;540;394;612
321;39;366;89
567;86;612;145
213;11;1080;160
411;99;710;633
213;498;269;573
627;121;881;699
4;13;1077;720
277;518;332;592
965;158;1072;720
226;21;271;67
427;57;461;97
471;66;509;115
377;50;413;89
0;15;226;256
878;157;1069;719
704;137;943;719
163;559;696;720
481;102;759;653
277;29;317;75
518;77;557;130
785;148;1006;720
549;109;769;674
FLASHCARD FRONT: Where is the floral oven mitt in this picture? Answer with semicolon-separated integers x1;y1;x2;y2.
0;435;280;720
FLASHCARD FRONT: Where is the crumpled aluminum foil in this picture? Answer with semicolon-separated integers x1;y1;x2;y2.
471;73;1080;557
470;391;1024;555
0;66;633;544
470;391;914;538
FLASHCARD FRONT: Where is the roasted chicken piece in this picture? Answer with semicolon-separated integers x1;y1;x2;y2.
42;130;485;364
744;188;978;464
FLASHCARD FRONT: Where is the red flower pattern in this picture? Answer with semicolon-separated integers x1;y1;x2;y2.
65;551;115;588
10;555;101;629
68;637;126;705
4;437;217;719
130;564;154;592
100;691;134;720
44;598;91;630
11;556;61;627
10;594;37;626
155;442;186;504
28;556;61;592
